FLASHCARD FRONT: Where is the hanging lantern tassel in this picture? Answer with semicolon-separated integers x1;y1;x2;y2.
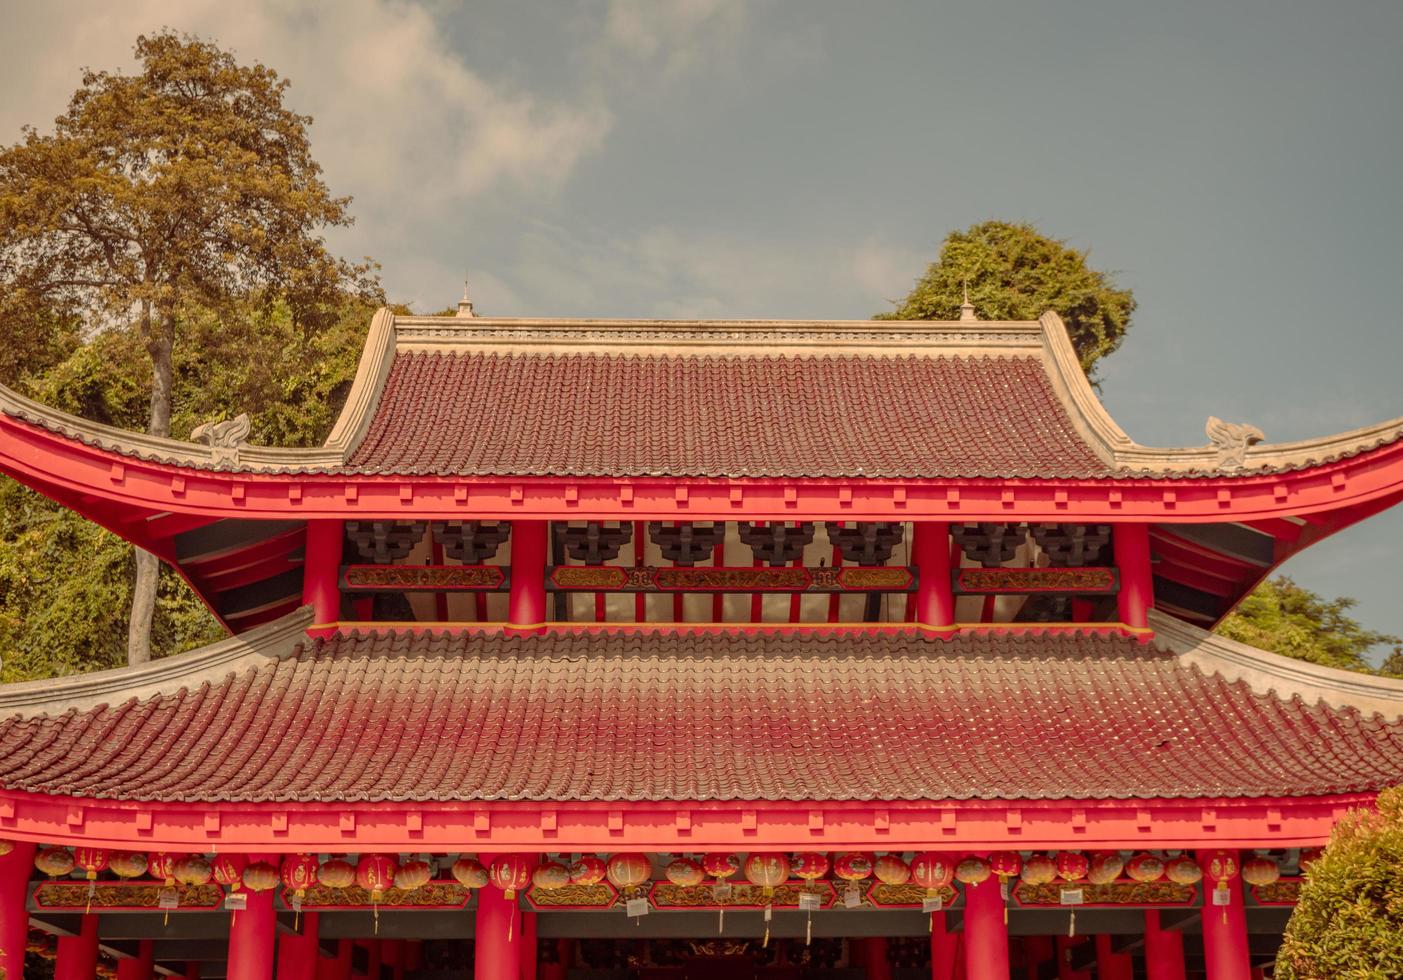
763;901;772;948
1069;906;1076;938
85;879;95;915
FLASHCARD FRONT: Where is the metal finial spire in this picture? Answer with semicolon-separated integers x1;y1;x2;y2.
959;279;977;322
456;271;477;318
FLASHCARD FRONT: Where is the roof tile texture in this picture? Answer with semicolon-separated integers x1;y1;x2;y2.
2;629;1400;804
346;352;1115;478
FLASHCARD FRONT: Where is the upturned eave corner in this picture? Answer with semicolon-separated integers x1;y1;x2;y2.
319;305;397;461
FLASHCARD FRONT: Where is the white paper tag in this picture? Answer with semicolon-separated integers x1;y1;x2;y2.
626;897;650;917
224;892;247;911
713;883;732;901
1059;888;1084;906
763;905;772;922
798;892;821;911
921;896;944;914
843;885;862;909
291;895;303;913
1212;888;1231;906
158;888;179;911
1001;880;1010;901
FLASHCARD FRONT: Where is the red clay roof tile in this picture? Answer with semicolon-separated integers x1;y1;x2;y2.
2;629;1400;804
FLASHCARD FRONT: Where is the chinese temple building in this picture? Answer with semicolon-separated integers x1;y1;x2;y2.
1;306;1402;980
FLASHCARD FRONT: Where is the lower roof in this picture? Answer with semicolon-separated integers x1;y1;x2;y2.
1;624;1400;805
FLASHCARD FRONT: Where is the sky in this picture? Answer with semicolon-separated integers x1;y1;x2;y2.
4;0;1402;655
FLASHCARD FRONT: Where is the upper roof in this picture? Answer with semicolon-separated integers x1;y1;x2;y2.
2;612;1401;804
3;308;1401;481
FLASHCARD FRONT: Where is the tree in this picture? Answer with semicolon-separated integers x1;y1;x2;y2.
880;220;1136;379
0;32;380;664
1276;786;1403;978
1217;577;1401;674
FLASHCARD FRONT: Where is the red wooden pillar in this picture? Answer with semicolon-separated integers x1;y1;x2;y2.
476;879;522;980
117;941;155;980
912;522;955;627
228;857;277;980
541;938;571;980
1054;937;1090;980
862;936;891;980
519;911;538;980
276;912;320;980
56;913;99;980
303;519;344;623
185;963;202;980
383;939;404;980
1144;910;1186;980
364;940;382;980
332;940;355;980
1022;937;1053;980
1113;522;1152;628
404;942;424;972
930;912;959;980
962;874;1009;980
509;521;548;628
1094;935;1133;980
1198;851;1251;980
0;841;34;980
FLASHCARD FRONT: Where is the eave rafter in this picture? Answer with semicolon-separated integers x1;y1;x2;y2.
0;789;1360;854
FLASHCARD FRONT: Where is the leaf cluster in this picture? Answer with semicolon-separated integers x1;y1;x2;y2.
1277;787;1403;979
1217;576;1402;674
879;220;1136;379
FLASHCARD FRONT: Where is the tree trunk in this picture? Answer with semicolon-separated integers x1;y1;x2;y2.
127;304;174;666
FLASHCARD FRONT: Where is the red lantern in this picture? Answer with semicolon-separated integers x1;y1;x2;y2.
1020;854;1057;886
955;856;991;885
702;853;740;881
35;847;75;878
452;857;489;889
109;852;149;880
1087;852;1125;885
1241;855;1279;888
214;854;247;894
1164;855;1202;885
1125;853;1164;883
911;853;955;896
396;859;434;892
832;852;873;881
1201;850;1239;895
73;848;108;881
989;851;1021;881
792;852;830;881
532;860;570;891
744;853;790;893
489;855;532;899
242;861;279;892
605;853;651;895
567;855;605;887
282;854;320;901
873;854;909;886
1298;847;1324;871
316;857;352;890
173;855;212;887
357;855;399;901
1055;852;1088;882
148;852;179;886
0;840;12;857
665;857;704;888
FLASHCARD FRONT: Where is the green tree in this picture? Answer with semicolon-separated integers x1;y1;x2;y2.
1217;577;1401;674
1277;786;1403;978
880;220;1136;378
0;31;380;664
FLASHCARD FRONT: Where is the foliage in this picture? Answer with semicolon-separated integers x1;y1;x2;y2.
0;30;380;662
1277;786;1403;978
1217;577;1401;674
0;297;376;682
879;220;1136;379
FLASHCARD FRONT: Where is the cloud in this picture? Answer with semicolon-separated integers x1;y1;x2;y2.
601;0;751;78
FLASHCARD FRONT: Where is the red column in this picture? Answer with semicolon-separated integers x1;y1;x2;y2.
276;912;319;980
930;913;959;980
862;937;891;980
405;942;425;972
1144;910;1186;980
962;875;1009;980
56;913;99;980
0;841;34;980
540;938;571;980
1094;935;1133;980
1113;523;1152;628
364;940;382;980
185;963;202;980
228;860;277;980
116;941;155;980
303;519;344;623
383;939;405;980
476;880;522;980
1198;852;1251;980
508;521;548;628
912;522;955;627
518;911;538;980
332;940;354;980
1054;937;1090;980
1022;937;1053;980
